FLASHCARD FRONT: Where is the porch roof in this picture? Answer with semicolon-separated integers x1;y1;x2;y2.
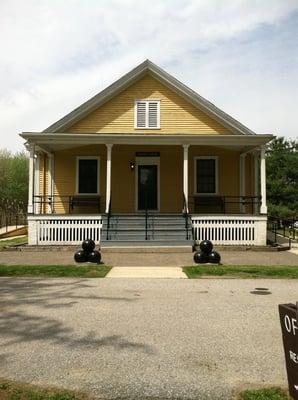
21;132;273;152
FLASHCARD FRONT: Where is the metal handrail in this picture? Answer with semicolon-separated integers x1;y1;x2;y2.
106;194;112;240
32;195;103;214
183;193;190;240
268;216;297;243
188;195;261;214
145;207;148;240
0;212;27;230
144;192;149;240
32;195;56;213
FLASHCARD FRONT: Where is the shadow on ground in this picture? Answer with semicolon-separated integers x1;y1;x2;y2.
0;278;153;355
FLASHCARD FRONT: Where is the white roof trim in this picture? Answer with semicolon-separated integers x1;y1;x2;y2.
43;60;257;136
21;132;273;148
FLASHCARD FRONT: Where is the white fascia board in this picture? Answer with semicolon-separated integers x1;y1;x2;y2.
20;132;274;147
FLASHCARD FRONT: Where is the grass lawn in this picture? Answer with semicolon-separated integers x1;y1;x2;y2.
238;387;290;400
0;264;112;278
0;380;291;400
0;379;90;400
183;265;298;279
0;236;27;250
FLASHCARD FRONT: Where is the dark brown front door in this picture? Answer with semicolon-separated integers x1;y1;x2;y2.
138;165;158;210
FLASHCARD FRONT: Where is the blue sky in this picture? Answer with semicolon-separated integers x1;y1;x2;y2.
0;0;297;151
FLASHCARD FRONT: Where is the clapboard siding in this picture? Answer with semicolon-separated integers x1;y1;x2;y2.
53;145;107;214
37;154;48;214
39;154;48;195
67;75;232;134
38;155;44;197
189;146;241;197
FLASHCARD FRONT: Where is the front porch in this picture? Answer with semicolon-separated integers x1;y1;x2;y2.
23;133;270;246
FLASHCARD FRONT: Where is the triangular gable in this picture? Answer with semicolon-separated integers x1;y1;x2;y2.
43;59;256;135
67;75;232;135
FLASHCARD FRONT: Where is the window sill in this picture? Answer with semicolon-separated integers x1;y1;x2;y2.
134;127;161;130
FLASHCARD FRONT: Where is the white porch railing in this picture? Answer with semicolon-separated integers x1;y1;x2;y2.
191;215;267;246
28;214;267;246
28;215;102;245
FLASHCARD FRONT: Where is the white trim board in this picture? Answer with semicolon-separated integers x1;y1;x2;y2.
21;133;273;149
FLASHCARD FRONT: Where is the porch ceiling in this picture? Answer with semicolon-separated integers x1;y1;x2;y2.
21;132;273;152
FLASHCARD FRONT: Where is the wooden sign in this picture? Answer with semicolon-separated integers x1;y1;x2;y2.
136;152;160;157
279;303;298;399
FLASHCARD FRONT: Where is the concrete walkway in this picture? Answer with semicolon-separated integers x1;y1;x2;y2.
0;234;27;242
0;225;24;235
289;248;298;256
107;266;187;278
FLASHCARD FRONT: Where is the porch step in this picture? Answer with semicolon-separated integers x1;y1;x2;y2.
102;233;191;241
101;243;193;252
101;213;192;244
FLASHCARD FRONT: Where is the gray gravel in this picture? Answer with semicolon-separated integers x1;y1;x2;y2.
0;278;295;399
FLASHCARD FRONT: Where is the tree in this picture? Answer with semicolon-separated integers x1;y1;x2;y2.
0;149;28;215
266;137;298;218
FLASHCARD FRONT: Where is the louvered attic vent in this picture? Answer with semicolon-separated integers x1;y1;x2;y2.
135;100;160;128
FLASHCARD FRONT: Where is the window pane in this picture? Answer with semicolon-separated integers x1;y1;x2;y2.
78;159;98;194
196;159;216;193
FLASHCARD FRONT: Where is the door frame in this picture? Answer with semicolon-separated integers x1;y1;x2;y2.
135;157;160;212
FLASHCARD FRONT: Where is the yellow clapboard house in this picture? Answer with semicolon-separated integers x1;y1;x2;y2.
21;60;273;246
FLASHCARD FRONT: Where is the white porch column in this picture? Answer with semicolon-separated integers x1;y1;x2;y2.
47;153;54;214
260;146;267;214
254;152;260;215
105;144;113;213
182;144;189;212
239;153;246;213
34;153;40;214
27;145;35;214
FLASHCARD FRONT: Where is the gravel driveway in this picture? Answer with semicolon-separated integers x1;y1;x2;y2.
0;278;295;399
1;248;298;266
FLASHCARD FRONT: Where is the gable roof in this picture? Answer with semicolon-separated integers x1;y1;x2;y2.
43;59;256;135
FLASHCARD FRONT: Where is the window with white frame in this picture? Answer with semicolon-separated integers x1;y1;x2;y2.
135;100;160;128
76;157;100;194
195;157;218;194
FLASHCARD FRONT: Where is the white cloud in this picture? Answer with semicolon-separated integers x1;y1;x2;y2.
0;0;298;151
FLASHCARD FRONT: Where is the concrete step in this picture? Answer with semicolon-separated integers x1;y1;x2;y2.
103;232;190;240
103;221;186;228
102;215;186;220
105;220;186;225
101;213;192;245
101;243;193;252
103;227;188;233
